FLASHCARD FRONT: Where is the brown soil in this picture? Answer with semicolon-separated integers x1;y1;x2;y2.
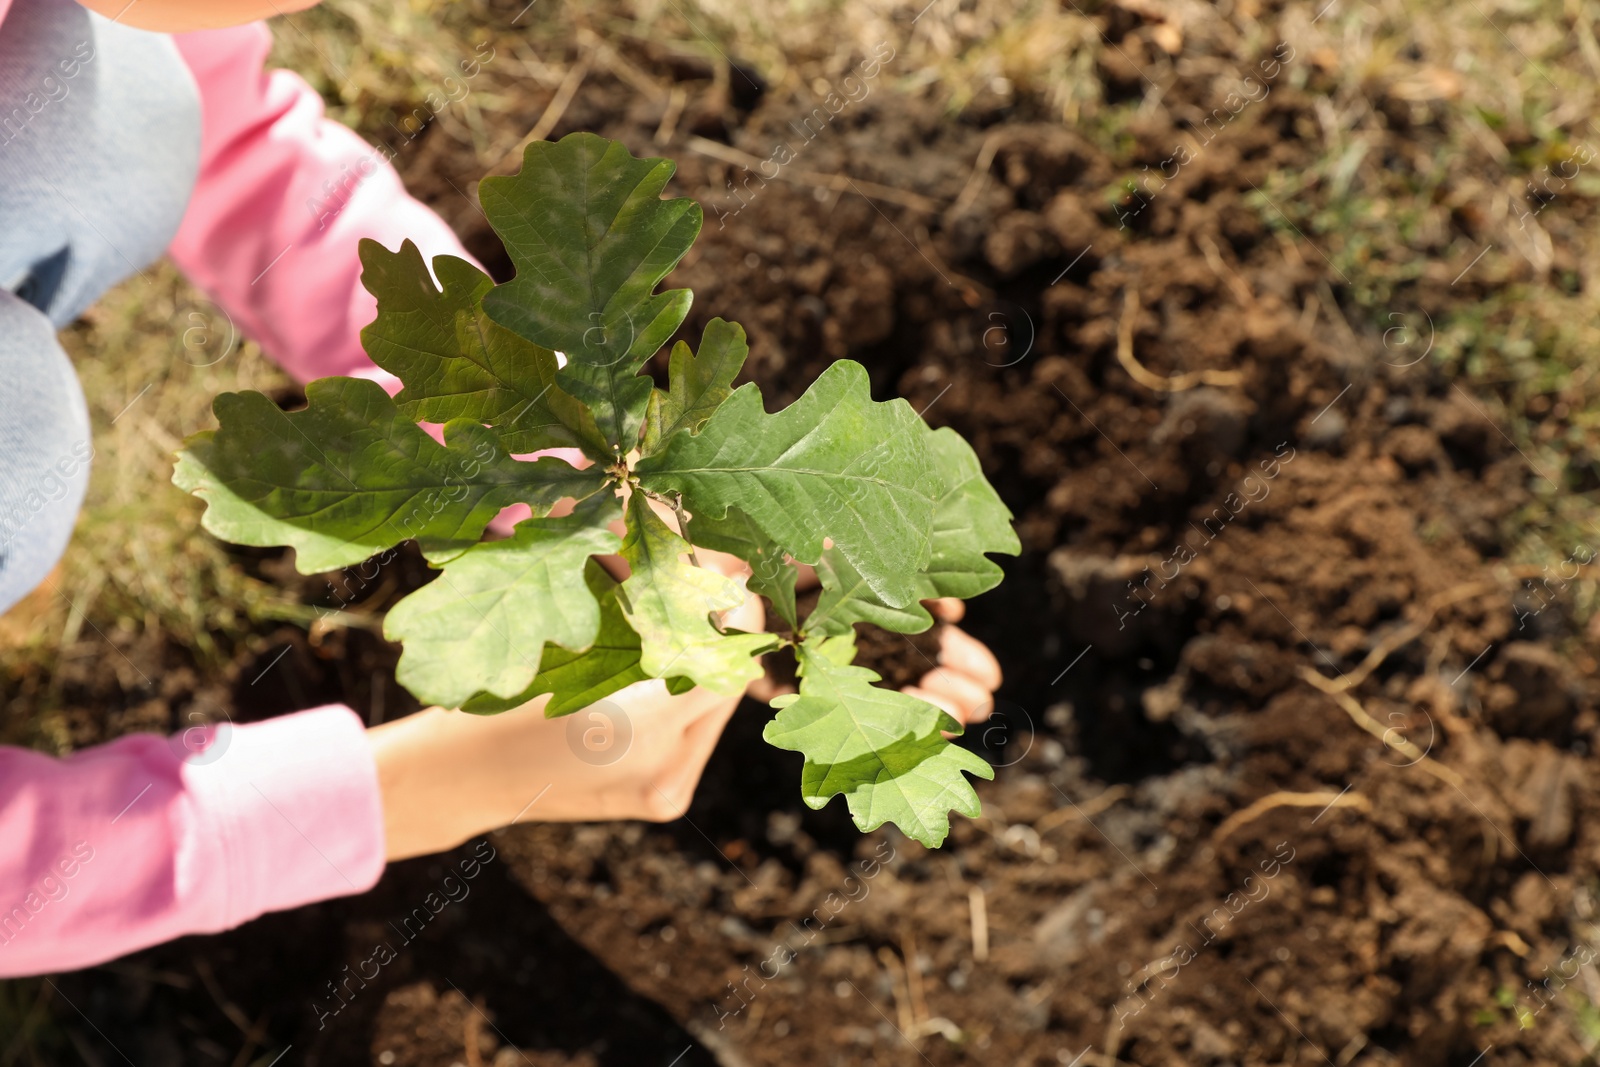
36;11;1600;1067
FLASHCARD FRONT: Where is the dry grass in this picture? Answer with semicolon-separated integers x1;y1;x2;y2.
1245;0;1600;574
0;264;294;748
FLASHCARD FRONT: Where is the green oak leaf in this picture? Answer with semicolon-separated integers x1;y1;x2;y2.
807;426;1020;636
460;560;652;717
909;427;1021;596
479;133;699;369
801;730;991;847
640;318;748;456
479;133;700;449
383;500;621;708
358;240;607;458
764;646;991;846
802;631;858;669
173;377;605;572
688;505;799;629
554;366;653;461
766;654;953;764
636;360;938;609
616;494;773;694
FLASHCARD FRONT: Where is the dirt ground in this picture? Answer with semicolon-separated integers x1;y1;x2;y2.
16;0;1600;1065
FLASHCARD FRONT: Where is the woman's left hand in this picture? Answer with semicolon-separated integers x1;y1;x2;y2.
899;597;1003;726
747;588;1003;727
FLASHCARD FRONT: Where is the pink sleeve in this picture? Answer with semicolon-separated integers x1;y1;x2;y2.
0;705;385;977
168;23;471;387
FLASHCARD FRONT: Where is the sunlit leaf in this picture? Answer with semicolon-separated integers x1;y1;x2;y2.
616;494;774;694
637;360;938;608
385;498;621;708
765;645;992;846
174;377;604;572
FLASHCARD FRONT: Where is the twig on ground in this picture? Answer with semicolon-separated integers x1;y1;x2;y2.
1116;288;1244;392
505;40;567;89
255;602;385;639
656;86;688;144
968;885;989;962
577;26;668;101
0;981;53;1067
1332;564;1558;692
490;53;592;175
901;923;929;1026
1211;789;1370;844
1414;651;1483;754
948;129;1007;218
527;54;591;145
1335;1035;1368;1066
463;999;485;1067
1297;666;1465;788
1332;583;1496;692
875;946;918;1040
683;1020;758;1067
1489;929;1532;957
908;1016;964;1041
193;958;258;1041
684;135;943;213
228;1012;269;1067
1036;784;1130;833
1298;291;1321;337
914;224;988;306
1197;233;1254;304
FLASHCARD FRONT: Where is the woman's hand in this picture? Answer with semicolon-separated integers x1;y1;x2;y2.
368;544;762;862
899;597;1004;727
369;679;753;861
746;595;1001;726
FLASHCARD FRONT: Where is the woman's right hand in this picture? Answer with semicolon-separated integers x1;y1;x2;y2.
368;544;763;861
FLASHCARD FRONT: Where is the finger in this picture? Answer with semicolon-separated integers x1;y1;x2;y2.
918;668;995;725
747;673;795;702
697;545;753;580
938;625;1002;691
926;597;965;623
902;683;964;722
901;684;976;739
722;579;766;633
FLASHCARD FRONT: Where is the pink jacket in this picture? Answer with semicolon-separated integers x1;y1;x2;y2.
0;21;473;977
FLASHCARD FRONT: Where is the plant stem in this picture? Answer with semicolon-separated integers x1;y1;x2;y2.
635;485;703;567
668;492;702;568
